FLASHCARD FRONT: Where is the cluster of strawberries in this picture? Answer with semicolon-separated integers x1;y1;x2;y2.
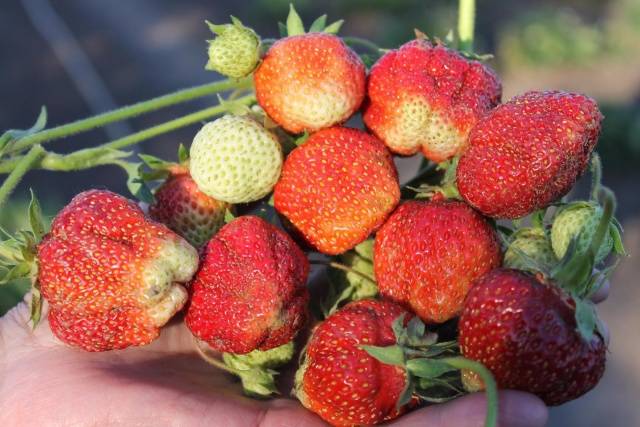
2;7;625;427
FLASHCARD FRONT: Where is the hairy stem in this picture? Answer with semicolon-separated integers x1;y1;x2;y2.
0;145;46;209
7;77;253;154
0;95;255;174
457;0;476;53
342;36;384;53
441;357;498;427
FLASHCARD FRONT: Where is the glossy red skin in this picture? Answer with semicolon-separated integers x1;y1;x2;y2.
38;190;188;352
363;39;501;162
274;127;400;255
374;198;502;324
254;33;366;133
185;216;309;354
457;91;603;219
298;300;410;426
459;269;606;405
149;166;227;248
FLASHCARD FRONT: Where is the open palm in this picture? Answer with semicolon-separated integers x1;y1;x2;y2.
0;297;558;427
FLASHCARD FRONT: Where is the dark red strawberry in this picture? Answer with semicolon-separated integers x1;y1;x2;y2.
459;268;606;405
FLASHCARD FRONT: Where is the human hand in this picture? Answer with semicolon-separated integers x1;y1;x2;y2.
1;279;608;427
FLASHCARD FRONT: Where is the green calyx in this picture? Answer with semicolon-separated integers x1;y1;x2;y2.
278;4;344;37
408;157;461;200
206;17;261;79
361;314;498;427
0;189;46;327
318;239;379;318
221;342;295;397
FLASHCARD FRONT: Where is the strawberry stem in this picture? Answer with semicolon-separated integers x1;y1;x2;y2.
342;37;384;53
457;0;476;53
440;356;498;427
193;338;240;375
0;95;255;174
0;145;45;209
4;77;253;156
309;260;377;285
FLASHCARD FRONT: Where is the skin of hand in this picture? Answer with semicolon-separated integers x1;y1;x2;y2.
0;279;608;427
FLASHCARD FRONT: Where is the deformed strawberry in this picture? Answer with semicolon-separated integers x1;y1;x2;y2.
185;215;309;354
37;190;199;351
363;38;501;162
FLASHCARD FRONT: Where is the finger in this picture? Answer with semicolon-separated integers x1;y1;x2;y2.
390;390;548;427
590;278;610;304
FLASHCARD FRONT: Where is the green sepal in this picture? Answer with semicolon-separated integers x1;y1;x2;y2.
277;22;288;38
396;376;415;409
178;143;189;164
205;20;228;36
0;261;32;285
293;131;309;147
361;344;405;366
118;161;154;204
574;297;599;342
309;14;327;32
29;279;42;328
0;106;47;156
286;4;305;36
444;29;455;45
354;238;374;261
531;209;546;229
323;20;344;35
28;189;46;241
609;220;626;255
224;208;236;223
407;358;457;379
322;250;377;317
138;153;173;171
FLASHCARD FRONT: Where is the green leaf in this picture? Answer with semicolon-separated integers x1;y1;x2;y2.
309;15;327;32
574;298;597;342
178;144;189;164
391;313;407;343
323;20;344;35
361;344;405;366
286;4;305;36
407;358;457;379
28;189;45;241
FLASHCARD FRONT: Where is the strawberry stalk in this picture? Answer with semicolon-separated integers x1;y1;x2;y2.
0;145;45;209
2;77;253;156
457;0;476;53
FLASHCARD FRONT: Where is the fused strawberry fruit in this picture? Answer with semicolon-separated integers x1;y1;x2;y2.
185;216;309;354
254;33;366;133
363;39;501;162
374;197;502;323
295;299;411;426
274;127;400;255
38;190;199;351
457;91;603;219
459;269;606;405
149;165;228;248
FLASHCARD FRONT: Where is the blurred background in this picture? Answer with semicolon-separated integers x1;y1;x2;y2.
0;0;638;425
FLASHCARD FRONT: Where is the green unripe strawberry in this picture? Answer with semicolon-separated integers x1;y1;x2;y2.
504;227;558;273
551;203;613;264
205;17;260;78
190;115;283;204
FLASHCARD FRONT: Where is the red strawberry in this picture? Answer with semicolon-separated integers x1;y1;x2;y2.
149;165;228;248
363;39;501;162
38;190;199;351
274;127;400;255
374;196;502;323
254;33;366;133
295;299;411;426
459;268;606;405
457;91;603;219
185;215;309;354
